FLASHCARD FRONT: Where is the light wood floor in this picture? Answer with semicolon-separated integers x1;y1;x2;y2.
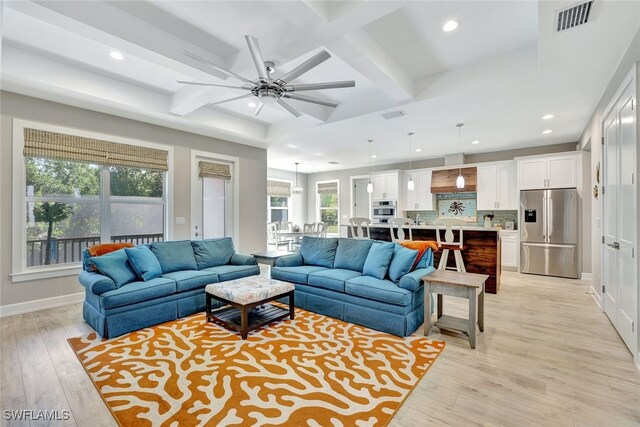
2;271;639;426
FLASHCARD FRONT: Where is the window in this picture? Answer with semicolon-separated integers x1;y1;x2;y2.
13;120;172;281
317;180;339;235
267;179;292;223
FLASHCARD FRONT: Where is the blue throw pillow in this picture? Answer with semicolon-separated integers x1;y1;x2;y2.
150;241;198;273
334;238;374;272
388;244;419;283
90;249;138;288
415;248;434;269
125;246;162;281
362;242;395;279
191;238;235;269
299;237;338;268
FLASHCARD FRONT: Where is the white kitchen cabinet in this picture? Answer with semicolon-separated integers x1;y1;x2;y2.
403;170;434;211
518;153;577;190
500;230;519;269
371;172;399;200
477;162;518;210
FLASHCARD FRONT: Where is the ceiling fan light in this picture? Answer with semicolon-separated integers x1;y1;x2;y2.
407;177;415;191
456;174;465;189
367;181;373;194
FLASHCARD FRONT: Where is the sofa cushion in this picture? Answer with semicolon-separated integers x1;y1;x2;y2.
162;270;219;293
191;238;235;269
308;269;362;293
100;277;176;309
363;242;395;280
345;276;412;306
333;238;374;272
203;264;261;282
125;246;162;281
300;237;338;268
90;249;138;288
271;266;329;284
150;241;197;273
388;244;419;283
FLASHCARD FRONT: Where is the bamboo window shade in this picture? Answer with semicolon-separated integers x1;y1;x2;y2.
199;161;232;180
267;180;291;197
23;128;169;171
317;181;338;194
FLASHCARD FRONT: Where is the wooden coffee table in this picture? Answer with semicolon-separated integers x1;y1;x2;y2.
422;270;488;349
205;276;295;339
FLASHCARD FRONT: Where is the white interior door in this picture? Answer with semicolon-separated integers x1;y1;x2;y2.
603;112;618;324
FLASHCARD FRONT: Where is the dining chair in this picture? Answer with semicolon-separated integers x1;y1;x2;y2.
433;218;466;272
348;217;371;239
267;222;291;251
281;221;293;232
303;223;317;236
316;222;329;238
388;217;415;242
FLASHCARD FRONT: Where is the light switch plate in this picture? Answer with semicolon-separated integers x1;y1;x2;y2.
175;217;186;225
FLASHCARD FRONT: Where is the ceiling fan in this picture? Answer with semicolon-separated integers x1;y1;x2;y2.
178;35;355;118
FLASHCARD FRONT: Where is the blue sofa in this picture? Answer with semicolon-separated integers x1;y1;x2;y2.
272;237;434;336
79;238;259;338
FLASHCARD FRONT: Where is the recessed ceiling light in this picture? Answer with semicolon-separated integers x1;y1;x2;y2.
415;148;422;153
471;140;480;145
542;114;554;120
543;129;553;134
248;102;257;108
110;51;124;61
287;144;298;149
372;155;377;158
443;20;459;32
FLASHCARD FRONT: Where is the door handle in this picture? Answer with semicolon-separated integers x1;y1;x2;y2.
195;232;200;237
607;242;620;250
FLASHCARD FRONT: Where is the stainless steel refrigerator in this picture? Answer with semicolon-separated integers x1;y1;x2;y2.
520;188;580;279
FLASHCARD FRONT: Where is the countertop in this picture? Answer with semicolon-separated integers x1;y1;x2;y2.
341;223;501;232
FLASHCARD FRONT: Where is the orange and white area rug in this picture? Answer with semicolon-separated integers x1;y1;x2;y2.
69;308;445;427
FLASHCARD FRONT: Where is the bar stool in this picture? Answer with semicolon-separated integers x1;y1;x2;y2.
348;217;371;239
388;217;414;242
433;218;466;272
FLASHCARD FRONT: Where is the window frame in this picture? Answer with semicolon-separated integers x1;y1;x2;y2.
267;178;293;224
11;119;174;282
316;179;340;237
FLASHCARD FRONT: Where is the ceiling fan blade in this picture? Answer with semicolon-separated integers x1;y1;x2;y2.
276;50;331;85
277;99;302;117
245;35;269;82
184;51;255;85
284;93;338;108
285;81;355;92
252;102;264;117
208;93;253;106
177;81;249;90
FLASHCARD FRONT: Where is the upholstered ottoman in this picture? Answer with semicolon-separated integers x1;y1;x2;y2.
205;276;295;339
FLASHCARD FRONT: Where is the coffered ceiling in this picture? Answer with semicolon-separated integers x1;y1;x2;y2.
2;1;639;172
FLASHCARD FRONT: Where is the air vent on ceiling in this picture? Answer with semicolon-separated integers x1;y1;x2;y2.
328;161;339;165
555;1;593;32
381;110;407;120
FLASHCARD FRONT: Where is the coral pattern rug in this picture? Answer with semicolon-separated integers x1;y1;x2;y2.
69;308;445;427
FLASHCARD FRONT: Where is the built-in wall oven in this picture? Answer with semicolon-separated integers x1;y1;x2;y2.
372;200;397;224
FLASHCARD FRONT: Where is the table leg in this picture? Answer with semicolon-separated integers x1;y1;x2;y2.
205;293;212;322
478;285;485;332
424;281;432;336
289;291;295;320
240;306;249;339
468;289;477;349
437;294;443;319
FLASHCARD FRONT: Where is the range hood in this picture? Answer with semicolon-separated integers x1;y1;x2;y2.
430;167;477;193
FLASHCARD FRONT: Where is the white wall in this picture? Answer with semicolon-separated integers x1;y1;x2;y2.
0;91;267;309
267;167;308;227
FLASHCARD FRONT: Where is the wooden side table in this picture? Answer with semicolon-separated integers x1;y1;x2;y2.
422;270;488;349
251;251;295;267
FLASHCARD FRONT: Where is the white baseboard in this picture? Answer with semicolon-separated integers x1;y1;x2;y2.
0;292;84;318
589;285;602;310
581;272;593;281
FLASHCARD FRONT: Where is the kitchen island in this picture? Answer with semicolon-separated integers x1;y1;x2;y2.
343;224;501;294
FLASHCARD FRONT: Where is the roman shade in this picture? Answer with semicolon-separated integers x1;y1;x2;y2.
23;128;169;171
199;161;232;180
267;180;291;197
317;181;338;194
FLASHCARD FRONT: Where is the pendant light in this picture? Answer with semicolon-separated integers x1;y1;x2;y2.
366;139;374;193
292;162;303;194
456;123;465;189
407;132;415;191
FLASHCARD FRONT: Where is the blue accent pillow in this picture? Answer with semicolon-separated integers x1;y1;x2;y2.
90;249;138;288
362;242;395;279
334;238;374;272
388;244;419;283
125;246;162;281
191;238;235;269
150;241;198;274
415;248;434;269
300;237;338;268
